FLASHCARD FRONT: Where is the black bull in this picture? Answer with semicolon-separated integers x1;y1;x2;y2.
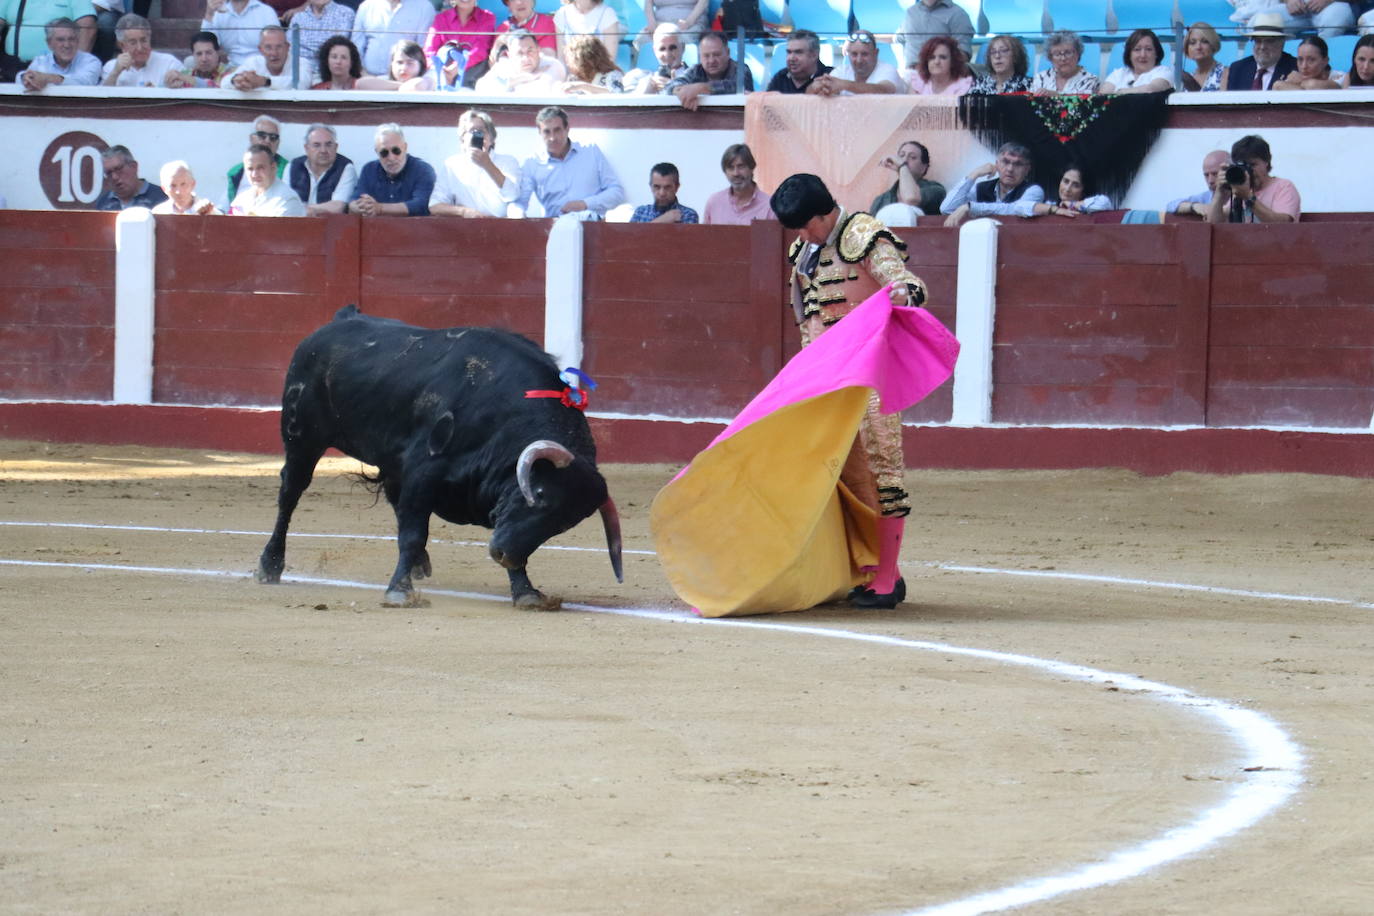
255;306;622;609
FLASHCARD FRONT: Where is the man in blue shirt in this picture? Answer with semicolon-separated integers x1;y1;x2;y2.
16;17;100;90
1166;149;1228;218
349;123;436;217
516;106;624;219
630;162;698;224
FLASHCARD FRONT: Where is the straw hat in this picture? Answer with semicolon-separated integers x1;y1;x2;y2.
1244;12;1289;39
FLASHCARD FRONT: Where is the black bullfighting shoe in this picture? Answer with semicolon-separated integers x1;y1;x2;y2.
851;577;906;609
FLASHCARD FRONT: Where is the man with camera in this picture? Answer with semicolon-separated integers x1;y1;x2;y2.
430;109;520;219
624;23;689;94
1206;135;1300;224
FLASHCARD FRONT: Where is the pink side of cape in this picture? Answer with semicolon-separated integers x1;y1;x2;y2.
705;287;961;453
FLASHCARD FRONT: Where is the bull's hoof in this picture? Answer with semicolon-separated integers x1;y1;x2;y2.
382;589;430;609
255;564;281;584
411;551;432;581
513;591;562;612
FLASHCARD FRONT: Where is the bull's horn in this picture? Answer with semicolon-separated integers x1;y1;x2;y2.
516;439;575;506
599;496;624;583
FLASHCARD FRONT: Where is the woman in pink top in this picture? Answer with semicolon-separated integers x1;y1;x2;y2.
907;36;973;96
424;0;498;86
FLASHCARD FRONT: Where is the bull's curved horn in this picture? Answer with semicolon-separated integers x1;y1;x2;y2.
516;439;575;507
599;496;624;583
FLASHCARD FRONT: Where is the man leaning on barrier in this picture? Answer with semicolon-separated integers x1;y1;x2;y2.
16;17;100;89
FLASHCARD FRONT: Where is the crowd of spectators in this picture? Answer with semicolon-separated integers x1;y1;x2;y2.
7;0;1374;97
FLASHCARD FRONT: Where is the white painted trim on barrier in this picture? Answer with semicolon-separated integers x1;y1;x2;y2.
113;208;156;405
544;214;584;371
951;217;998;426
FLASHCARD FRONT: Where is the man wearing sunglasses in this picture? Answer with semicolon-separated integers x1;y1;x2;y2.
221;114;289;211
349;123;436;217
809;29;905;96
93;144;168;211
624;22;688;94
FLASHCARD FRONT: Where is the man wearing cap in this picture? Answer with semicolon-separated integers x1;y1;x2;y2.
1225;13;1299;90
771;172;930;610
809;30;906;95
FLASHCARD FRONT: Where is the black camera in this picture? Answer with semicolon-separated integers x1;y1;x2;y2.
470;129;484;149
657;65;672;78
1223;161;1251;186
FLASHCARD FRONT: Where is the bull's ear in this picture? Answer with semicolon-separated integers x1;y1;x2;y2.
428;412;455;456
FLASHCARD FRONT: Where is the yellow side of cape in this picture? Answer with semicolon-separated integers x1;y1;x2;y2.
649;387;880;618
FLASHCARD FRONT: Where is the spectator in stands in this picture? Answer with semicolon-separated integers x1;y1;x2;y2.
809;29;905;95
1225;13;1297;91
870;140;945;220
1100;28;1175;93
223;114;289;208
624;23;688;94
894;0;973;68
1181;22;1224;92
667;30;752;109
94;144;168;210
349;123;436;217
767;29;829;93
356;38;435;89
0;0;95;74
89;0;123;62
290;124;356;215
165;31;230;87
312;34;360;87
631;162;698;223
231;144;307;216
222;24;294;89
562;33;625;92
282;0;354;81
1032;30;1098;95
1239;0;1358;39
1275;37;1343;90
474;29;565;92
430;109;520;218
1206;134;1300;223
553;0;621;61
1032;163;1110;217
101;13;179;86
201;0;279;69
967;34;1030;94
1344;34;1374;88
908;35;971;95
424;0;496;88
641;0;707;48
515;106;624;219
16;17;100;89
1165;149;1229;218
702;142;774;224
490;0;557;65
151;160;219;214
352;0;434;76
940;141;1043;228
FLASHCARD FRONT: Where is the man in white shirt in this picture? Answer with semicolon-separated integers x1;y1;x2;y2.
472;30;565;94
430;109;520;219
100;13;180;86
231;145;307;217
351;0;434;76
809;30;905;95
288;124;357;215
222;25;294;89
17;17;101;89
201;0;279;67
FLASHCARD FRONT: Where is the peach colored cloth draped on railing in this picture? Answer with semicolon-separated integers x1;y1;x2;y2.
744;95;974;215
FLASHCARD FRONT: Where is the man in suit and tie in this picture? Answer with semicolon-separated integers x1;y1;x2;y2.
1225;12;1298;91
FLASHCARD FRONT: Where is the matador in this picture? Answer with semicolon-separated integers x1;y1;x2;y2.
771;173;930;609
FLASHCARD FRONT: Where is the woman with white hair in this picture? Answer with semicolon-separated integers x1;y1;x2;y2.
1031;30;1099;95
151;161;220;214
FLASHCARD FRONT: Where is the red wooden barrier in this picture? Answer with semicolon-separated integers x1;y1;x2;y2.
0;211;116;400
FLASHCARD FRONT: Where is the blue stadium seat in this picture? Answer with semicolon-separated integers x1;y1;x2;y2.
759;0;791;29
850;0;905;35
786;0;851;39
1326;33;1359;75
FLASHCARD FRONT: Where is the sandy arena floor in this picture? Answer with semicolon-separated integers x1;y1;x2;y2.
1;438;1371;915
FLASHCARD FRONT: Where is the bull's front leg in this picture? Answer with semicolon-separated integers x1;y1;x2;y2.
507;567;561;612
